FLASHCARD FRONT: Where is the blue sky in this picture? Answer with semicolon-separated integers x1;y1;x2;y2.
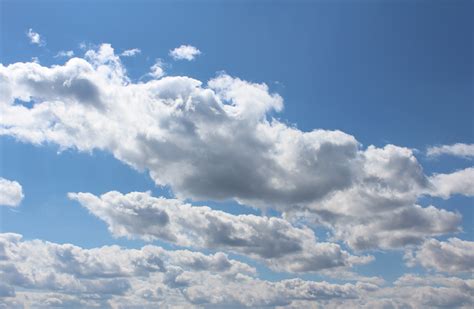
0;0;473;308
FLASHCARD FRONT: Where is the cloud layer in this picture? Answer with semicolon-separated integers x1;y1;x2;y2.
1;233;473;308
0;233;375;308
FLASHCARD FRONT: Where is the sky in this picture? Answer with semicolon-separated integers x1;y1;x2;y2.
0;0;473;308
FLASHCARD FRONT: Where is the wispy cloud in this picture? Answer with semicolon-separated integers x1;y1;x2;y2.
427;143;474;159
26;28;45;46
121;48;141;57
55;50;75;58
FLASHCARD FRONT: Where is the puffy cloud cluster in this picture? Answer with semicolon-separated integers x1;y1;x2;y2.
0;43;470;254
169;45;201;61
0;233;375;308
0;178;24;207
427;143;474;159
69;191;372;273
405;238;474;273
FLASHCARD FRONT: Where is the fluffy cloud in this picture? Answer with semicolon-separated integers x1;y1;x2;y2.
391;274;474;309
169;45;201;61
289;145;462;250
0;43;467;252
26;28;44;46
427;167;474;199
0;178;24;207
69;191;371;273
0;233;377;308
405;238;474;273
121;48;141;57
427;143;474;159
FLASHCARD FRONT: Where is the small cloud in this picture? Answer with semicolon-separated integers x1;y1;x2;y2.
55;50;75;58
121;48;141;57
426;143;474;159
0;178;24;207
169;44;201;61
79;42;88;50
31;57;40;63
150;59;165;78
27;28;45;46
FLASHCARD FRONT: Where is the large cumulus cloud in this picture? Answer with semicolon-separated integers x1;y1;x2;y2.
0;43;471;254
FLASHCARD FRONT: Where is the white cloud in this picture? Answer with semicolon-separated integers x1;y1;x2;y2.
0;178;24;207
69;190;372;273
169;45;201;61
392;274;474;308
26;28;44;46
405;238;474;273
427;143;474;159
0;43;468;252
150;59;165;78
0;233;376;308
55;50;75;58
121;48;141;57
427;167;474;199
289;145;461;250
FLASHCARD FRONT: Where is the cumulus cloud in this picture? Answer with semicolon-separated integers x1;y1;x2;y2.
121;48;141;57
26;28;44;46
427;143;474;159
427;167;474;199
0;43;467;252
405;238;474;273
0;233;377;308
69;191;372;273
169;45;201;61
289;145;462;250
55;50;74;58
0;178;24;207
392;274;474;308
